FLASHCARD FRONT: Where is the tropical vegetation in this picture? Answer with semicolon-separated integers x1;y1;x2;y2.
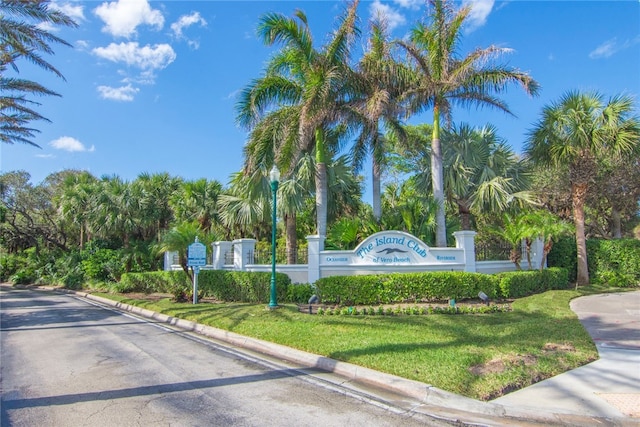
2;0;639;291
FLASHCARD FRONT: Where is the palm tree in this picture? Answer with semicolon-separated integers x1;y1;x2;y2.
525;91;640;285
522;210;573;271
389;123;534;231
0;0;77;147
236;0;360;239
380;180;440;245
396;0;539;247
487;213;528;270
56;171;99;249
134;172;182;242
350;17;408;222
440;123;534;230
171;178;223;233
155;221;218;281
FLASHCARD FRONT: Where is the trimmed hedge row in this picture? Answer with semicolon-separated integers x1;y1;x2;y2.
548;238;640;287
315;268;569;305
118;270;314;303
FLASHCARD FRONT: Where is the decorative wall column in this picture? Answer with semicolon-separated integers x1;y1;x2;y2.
232;239;256;271
163;251;176;271
527;237;546;270
212;241;232;269
453;230;477;272
306;235;325;284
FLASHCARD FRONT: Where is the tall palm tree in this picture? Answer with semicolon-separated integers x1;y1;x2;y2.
350;17;408;222
525;91;640;285
236;0;360;239
56;171;99;249
1;0;77;146
396;0;539;247
133;172;182;242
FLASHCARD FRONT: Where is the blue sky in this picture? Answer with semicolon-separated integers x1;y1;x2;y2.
2;0;639;204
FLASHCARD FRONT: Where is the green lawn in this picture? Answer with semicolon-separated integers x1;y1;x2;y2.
95;287;623;401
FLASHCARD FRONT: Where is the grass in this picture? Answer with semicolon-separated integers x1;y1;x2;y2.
93;285;632;401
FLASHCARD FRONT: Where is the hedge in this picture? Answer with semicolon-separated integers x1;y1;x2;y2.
315;268;568;305
117;270;314;303
548;238;640;287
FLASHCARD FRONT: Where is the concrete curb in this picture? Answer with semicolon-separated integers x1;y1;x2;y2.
24;286;637;427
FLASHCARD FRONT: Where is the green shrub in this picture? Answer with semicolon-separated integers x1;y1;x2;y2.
315;269;568;305
82;248;124;282
118;269;293;303
315;271;501;305
496;268;569;298
10;269;35;285
548;237;639;287
588;239;640;287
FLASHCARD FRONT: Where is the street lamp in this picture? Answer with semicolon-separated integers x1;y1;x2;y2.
269;165;280;309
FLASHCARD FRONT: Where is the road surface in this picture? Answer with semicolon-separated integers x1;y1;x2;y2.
1;286;453;427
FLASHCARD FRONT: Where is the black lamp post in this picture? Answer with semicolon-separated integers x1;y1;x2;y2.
269;165;280;309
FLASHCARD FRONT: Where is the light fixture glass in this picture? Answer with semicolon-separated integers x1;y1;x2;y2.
269;165;280;183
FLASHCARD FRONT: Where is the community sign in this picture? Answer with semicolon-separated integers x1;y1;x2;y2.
322;231;462;266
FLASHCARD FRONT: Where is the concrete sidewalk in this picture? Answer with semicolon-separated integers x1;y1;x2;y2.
493;291;640;421
16;285;640;426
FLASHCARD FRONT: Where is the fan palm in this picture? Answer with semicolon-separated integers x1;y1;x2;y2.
441;123;534;230
396;0;539;247
526;90;640;285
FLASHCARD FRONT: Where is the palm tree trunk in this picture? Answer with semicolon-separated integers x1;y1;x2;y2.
458;202;472;230
315;128;328;237
372;159;381;222
432;106;447;247
573;182;590;285
285;212;297;264
611;208;622;239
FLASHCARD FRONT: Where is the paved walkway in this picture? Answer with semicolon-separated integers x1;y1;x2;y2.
493;291;640;420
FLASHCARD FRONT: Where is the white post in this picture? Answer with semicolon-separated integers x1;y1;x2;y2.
164;251;177;271
453;230;477;272
531;237;546;270
212;241;232;269
233;239;256;271
306;235;324;284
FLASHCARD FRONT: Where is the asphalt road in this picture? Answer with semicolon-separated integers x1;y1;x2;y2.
0;286;454;427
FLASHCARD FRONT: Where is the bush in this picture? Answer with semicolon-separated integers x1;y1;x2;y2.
1;253;28;282
82;248;124;282
118;269;294;303
588;239;640;287
496;268;569;298
316;271;501;305
548;238;640;287
315;269;569;305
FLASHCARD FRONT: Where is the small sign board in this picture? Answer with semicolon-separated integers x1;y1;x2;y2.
187;242;207;267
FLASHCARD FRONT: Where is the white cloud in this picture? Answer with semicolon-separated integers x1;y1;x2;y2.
35;154;55;159
393;0;422;10
462;0;495;32
370;0;406;32
50;136;95;152
51;1;85;22
589;36;640;59
171;12;207;38
94;0;164;38
93;42;176;70
97;84;139;101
